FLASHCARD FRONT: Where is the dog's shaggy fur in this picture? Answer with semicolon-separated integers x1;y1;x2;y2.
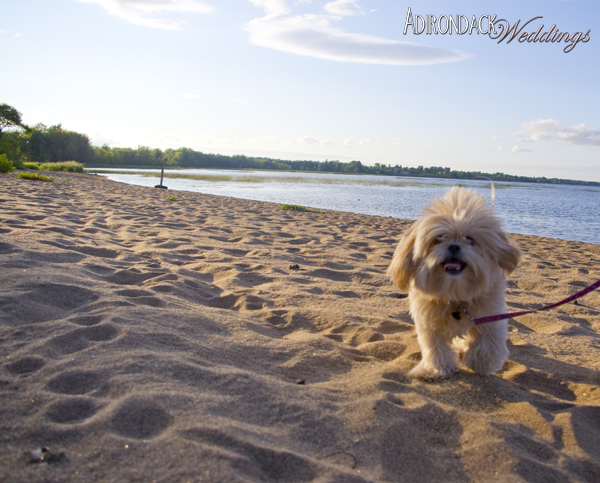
387;187;521;379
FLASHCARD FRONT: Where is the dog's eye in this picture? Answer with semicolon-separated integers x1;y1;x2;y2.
465;236;475;246
434;235;447;245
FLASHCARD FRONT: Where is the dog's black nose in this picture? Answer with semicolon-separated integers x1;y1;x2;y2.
448;244;461;254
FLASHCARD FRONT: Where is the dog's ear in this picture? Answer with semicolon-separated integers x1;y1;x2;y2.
497;234;521;274
387;224;418;291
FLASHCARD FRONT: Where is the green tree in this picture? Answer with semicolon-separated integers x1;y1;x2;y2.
0;103;24;138
21;123;95;164
0;131;24;164
0;103;27;165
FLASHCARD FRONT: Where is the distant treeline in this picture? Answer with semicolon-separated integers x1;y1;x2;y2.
90;148;600;186
1;116;598;186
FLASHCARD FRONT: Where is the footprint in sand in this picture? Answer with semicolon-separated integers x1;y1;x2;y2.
306;268;353;283
106;269;166;285
42;226;78;237
45;397;100;424
239;295;274;311
181;428;316;482
0;283;99;326
45;324;120;355
47;370;108;396
68;314;104;326
38;239;120;259
0;241;14;253
10;249;86;266
115;288;165;307
110;398;172;439
78;324;120;342
359;340;407;362
82;264;166;286
378;371;412;394
5;356;46;375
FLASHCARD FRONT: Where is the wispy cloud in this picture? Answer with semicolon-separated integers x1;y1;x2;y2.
245;1;469;66
513;119;559;142
296;135;319;144
324;0;366;16
513;119;600;148
556;124;600;147
343;138;375;146
77;0;214;30
261;134;335;146
512;146;532;153
291;135;336;146
248;0;291;15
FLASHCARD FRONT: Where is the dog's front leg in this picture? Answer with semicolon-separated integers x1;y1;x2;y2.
463;321;509;375
410;324;459;379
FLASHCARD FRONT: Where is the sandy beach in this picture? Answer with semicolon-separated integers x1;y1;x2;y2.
1;171;600;483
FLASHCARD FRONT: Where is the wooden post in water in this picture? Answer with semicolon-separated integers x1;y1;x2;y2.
154;164;168;189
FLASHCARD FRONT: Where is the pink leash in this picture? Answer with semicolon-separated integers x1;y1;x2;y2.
471;279;600;325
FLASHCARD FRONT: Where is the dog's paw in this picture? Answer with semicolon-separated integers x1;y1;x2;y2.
409;360;459;380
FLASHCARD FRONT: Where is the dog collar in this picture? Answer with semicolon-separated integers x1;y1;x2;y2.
452;305;475;325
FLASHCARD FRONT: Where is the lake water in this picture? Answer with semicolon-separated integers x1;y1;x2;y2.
91;169;600;245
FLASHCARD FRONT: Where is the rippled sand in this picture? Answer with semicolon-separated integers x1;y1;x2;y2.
1;172;599;482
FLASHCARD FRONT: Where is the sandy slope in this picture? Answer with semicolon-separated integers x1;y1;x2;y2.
1;172;599;483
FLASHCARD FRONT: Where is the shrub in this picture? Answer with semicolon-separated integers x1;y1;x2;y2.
280;204;323;213
23;162;40;170
0;154;14;173
12;159;26;170
39;161;84;173
17;172;54;182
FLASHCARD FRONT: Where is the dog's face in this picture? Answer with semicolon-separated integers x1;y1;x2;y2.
387;187;521;302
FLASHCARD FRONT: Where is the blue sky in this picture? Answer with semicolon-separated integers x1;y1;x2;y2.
2;0;599;180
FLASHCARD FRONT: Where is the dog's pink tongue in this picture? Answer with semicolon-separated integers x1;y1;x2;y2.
444;263;462;270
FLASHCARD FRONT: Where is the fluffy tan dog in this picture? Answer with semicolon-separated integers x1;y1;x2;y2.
387;187;521;379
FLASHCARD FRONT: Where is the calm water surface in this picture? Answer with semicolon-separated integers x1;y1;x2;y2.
92;169;600;245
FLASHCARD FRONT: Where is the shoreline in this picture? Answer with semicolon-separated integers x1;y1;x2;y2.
88;169;600;245
1;172;600;482
85;166;600;187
